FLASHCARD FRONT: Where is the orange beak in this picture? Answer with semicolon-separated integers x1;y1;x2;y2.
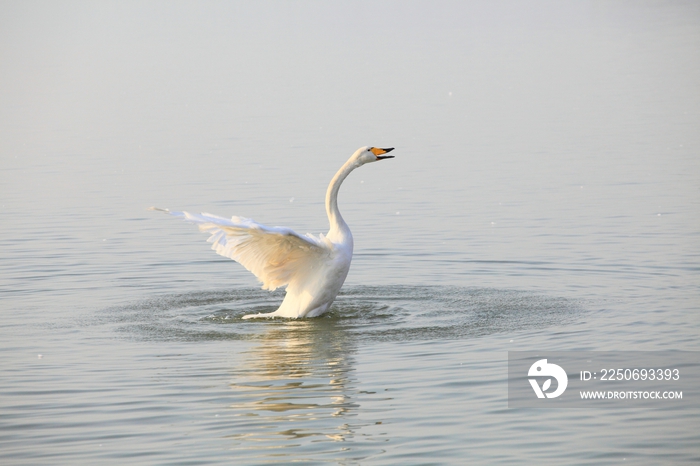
370;147;395;160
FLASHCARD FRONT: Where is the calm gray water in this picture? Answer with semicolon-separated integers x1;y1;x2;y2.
1;1;699;464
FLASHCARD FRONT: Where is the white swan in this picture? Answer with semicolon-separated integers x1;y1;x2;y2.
151;146;395;319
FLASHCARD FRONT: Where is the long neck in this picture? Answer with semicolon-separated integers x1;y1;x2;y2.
325;157;357;242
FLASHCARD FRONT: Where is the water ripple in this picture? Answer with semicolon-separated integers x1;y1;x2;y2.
102;285;585;343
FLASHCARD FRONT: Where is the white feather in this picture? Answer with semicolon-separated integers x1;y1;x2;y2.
174;211;330;291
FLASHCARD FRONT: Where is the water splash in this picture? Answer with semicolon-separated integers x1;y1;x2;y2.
104;285;584;343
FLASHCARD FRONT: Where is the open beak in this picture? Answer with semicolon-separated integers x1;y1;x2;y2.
371;147;395;160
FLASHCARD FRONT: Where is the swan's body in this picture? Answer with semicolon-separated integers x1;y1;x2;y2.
153;146;394;319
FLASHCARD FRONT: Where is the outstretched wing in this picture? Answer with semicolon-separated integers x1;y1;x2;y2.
159;209;330;291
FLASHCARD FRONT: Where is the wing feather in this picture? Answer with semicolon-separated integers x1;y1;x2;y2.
171;211;330;290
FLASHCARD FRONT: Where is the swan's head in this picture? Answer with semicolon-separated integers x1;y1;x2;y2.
355;146;395;165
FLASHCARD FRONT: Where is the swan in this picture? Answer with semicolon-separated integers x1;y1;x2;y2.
151;146;395;319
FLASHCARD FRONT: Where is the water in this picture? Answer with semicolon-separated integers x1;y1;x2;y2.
1;1;699;464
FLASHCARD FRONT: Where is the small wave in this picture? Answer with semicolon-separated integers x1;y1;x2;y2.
101;286;584;343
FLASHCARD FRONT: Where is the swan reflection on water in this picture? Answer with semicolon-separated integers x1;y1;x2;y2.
227;318;365;446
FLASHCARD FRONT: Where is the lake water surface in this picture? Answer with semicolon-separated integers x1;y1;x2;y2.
1;1;699;464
